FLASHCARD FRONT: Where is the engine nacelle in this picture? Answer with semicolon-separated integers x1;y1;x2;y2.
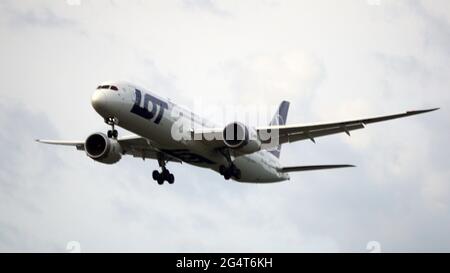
222;122;261;154
84;133;122;164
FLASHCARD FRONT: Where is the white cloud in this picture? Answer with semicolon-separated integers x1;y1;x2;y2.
219;49;326;105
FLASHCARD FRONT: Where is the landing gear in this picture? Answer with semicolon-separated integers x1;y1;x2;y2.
152;156;175;185
219;165;241;180
218;149;241;180
105;117;119;139
153;168;175;185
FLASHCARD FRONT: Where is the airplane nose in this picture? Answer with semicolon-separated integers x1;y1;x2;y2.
91;90;110;115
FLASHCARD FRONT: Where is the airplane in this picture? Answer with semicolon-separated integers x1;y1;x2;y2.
36;81;439;185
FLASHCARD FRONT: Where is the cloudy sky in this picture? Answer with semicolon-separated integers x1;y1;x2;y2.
0;0;449;252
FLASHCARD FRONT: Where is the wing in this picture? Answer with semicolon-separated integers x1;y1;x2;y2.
257;108;439;147
36;139;85;150
36;135;181;163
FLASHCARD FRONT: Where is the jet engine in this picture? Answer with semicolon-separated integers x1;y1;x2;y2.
84;133;122;164
222;122;261;154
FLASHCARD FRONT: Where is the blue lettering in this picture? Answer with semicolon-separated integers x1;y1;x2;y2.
131;89;168;124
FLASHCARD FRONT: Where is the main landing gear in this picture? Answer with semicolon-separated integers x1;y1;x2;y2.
152;157;175;185
219;164;241;180
105;117;119;139
219;149;241;180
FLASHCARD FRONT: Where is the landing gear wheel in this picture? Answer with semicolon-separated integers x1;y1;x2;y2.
161;169;175;184
233;168;242;180
167;174;175;184
162;169;170;179
152;170;165;185
107;130;118;138
223;169;232;180
219;149;241;180
221;165;241;180
152;170;159;180
106;117;119;139
157;176;164;185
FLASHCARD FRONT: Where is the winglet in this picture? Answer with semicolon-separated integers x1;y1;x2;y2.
407;108;440;115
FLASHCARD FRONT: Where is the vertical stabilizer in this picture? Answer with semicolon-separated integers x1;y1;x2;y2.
267;101;290;158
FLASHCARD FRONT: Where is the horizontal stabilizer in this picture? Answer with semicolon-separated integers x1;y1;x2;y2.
280;164;355;173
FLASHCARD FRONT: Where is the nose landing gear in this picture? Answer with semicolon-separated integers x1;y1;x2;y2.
106;117;119;139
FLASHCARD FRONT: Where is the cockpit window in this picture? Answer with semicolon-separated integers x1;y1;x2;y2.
96;85;118;91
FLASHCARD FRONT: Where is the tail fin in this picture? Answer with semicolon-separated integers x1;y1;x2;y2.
267;101;290;158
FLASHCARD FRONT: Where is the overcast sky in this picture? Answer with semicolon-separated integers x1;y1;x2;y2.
0;0;449;252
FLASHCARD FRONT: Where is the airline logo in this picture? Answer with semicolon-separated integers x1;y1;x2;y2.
131;89;169;124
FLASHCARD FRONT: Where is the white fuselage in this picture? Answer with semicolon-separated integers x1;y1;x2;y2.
92;81;290;183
